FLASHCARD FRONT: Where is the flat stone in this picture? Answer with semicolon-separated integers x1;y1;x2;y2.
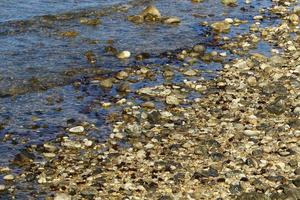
54;193;72;200
244;130;261;136
166;95;180;105
0;185;5;191
117;51;131;59
3;174;14;181
43;153;56;158
69;126;84;133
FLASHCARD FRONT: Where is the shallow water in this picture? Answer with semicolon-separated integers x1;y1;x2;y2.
0;0;281;197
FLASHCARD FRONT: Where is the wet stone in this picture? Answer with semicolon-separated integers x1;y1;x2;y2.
266;99;285;115
229;184;243;194
292;177;300;187
0;185;5;191
54;193;72;200
237;192;270;200
166;95;180;105
69;126;84;133
3;174;14;181
295;168;300;175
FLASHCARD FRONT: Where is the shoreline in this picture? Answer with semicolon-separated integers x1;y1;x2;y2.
1;0;300;199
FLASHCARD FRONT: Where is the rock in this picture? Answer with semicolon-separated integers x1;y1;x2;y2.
69;126;84;133
294;107;300;114
166;95;180;105
183;69;197;76
221;0;237;6
211;21;231;33
37;173;47;184
125;123;142;137
293;178;300;187
43;143;57;152
229;184;243;194
81;187;98;199
43;153;56;158
140;5;161;18
237;192;270;200
12;151;34;166
100;78;114;88
3;174;14;181
247;76;257;86
147;111;161;123
142;101;155;109
266;99;285;115
295;168;300;175
162;17;181;24
54;193;72;200
193;44;206;54
60;31;79;38
80;18;101;26
128;15;144;23
116;71;129;80
116;51;131;59
244;130;261;136
289;14;299;25
0;185;5;191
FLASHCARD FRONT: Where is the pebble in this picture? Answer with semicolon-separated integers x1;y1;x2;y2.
211;21;231;33
117;51;131;59
247;76;257;86
43;153;56;158
140;5;161;18
221;0;237;6
69;126;85;133
3;174;14;181
244;130;261;136
54;193;72;200
0;185;5;191
166;95;180;105
100;78;114;88
184;69;197;76
163;16;181;24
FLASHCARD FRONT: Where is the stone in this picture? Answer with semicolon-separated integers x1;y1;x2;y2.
100;78;114;88
247;76;257;86
266;99;285;115
221;0;237;6
0;185;5;191
3;174;14;181
54;193;72;200
183;69;197;76
211;21;231;33
116;71;129;80
140;5;161;18
293;178;300;187
43;153;56;158
166;95;180;105
244;130;261;136
69;126;84;133
237;192;270;200
80;18;101;26
193;44;206;54
117;51;131;59
163;17;181;24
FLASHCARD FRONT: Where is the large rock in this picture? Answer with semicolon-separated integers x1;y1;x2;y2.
140;5;161;18
211;21;231;33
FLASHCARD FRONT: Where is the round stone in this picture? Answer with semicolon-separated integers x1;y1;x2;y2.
117;51;131;59
3;174;14;181
166;95;180;105
69;126;85;133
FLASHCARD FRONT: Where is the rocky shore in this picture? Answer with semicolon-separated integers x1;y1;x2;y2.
1;0;300;199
